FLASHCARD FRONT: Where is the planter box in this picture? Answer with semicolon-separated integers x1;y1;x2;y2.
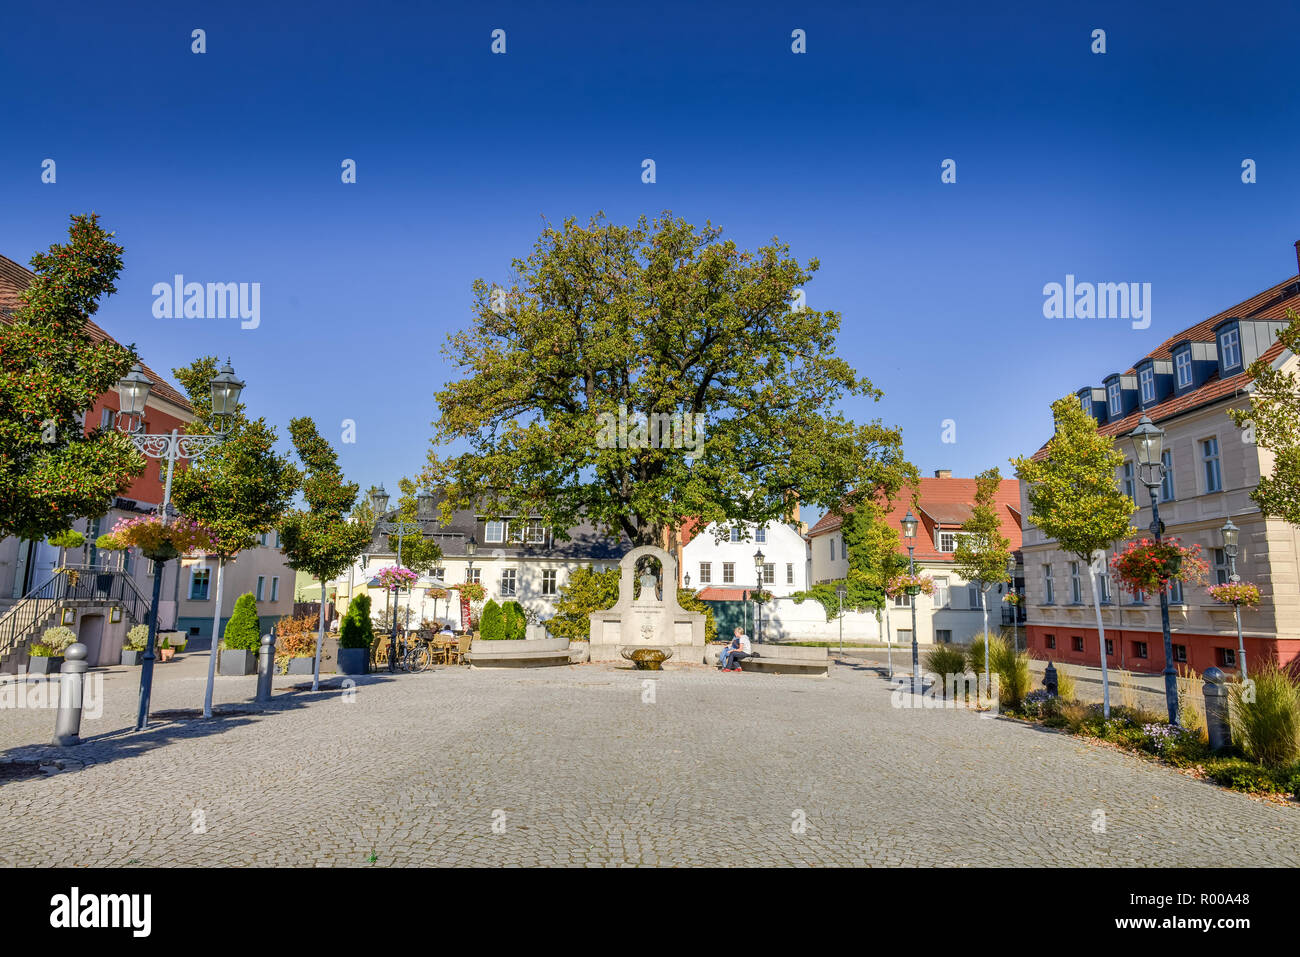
337;647;369;675
27;655;63;675
219;648;257;676
120;649;143;666
286;657;315;675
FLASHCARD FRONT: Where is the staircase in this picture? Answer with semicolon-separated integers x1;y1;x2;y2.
0;569;152;673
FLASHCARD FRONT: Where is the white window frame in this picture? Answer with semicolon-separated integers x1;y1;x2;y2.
785;563;794;585
1139;367;1155;404
755;526;766;544
762;563;775;584
1043;564;1054;605
484;520;505;544
1219;327;1241;371
189;566;211;600
256;575;265;601
729;526;742;543
938;531;956;553
1159;450;1175;502
465;567;481;585
1069;561;1082;604
500;568;517;597
933;576;950;608
1122;461;1135;500
722;562;735;584
1174;349;1193;388
699;562;712;584
541;569;557;596
271;576;280;602
1201;437;1222;493
1107;380;1122;416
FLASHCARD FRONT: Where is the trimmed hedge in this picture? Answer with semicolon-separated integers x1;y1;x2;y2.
223;593;261;651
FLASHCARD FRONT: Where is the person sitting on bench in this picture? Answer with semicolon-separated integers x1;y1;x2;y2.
720;627;752;671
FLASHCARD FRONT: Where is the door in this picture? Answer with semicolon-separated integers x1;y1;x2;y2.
77;614;105;666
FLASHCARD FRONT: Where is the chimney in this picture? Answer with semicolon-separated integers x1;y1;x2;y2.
1294;240;1300;276
934;469;952;479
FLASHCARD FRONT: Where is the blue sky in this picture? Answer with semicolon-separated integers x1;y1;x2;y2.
4;0;1299;524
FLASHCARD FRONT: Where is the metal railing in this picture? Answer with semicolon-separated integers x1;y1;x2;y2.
1000;605;1027;626
0;569;151;662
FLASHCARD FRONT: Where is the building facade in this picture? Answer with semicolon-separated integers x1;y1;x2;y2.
1020;240;1300;675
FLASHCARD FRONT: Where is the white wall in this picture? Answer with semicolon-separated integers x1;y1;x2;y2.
683;520;809;594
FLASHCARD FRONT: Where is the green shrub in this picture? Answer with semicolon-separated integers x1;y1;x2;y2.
990;640;1032;712
925;644;966;678
1054;664;1076;702
1203;757;1283;794
338;594;375;649
49;529;85;549
503;601;527;641
28;642;53;657
480;600;505;640
40;626;77;655
1229;662;1300;769
222;593;262;652
965;632;1004;677
1274;761;1300;796
123;625;150;652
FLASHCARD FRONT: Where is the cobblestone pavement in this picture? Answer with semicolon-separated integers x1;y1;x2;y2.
1;655;1296;866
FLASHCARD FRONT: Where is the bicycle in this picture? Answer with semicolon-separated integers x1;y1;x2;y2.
394;635;434;673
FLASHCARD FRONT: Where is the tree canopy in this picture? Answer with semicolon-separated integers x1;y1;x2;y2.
0;214;143;540
1228;309;1300;524
425;212;913;547
952;467;1012;591
278;417;372;581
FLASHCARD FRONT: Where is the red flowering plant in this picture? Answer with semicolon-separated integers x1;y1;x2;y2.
1207;581;1261;607
1109;537;1208;595
102;513;218;561
1002;591;1025;607
452;581;487;602
887;573;934;596
375;565;418;591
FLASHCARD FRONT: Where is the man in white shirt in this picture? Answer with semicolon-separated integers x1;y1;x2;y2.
720;627;753;671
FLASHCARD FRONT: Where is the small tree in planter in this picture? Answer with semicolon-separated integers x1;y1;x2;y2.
29;626;76;674
274;613;322;674
220;592;262;675
480;599;506;640
952;467;1013;689
122;624;149;665
503;600;527;640
337;593;375;674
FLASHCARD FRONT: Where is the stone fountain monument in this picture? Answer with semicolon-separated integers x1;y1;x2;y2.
588;544;707;664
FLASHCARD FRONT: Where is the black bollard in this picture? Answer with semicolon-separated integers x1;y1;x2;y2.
1043;661;1058;697
1202;667;1232;751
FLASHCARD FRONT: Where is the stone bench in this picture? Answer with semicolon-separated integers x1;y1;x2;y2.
467;638;572;668
707;642;829;676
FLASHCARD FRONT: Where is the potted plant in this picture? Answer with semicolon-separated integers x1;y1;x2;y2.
337;593;374;674
28;626;76;675
158;634;175;662
275;613;321;674
121;624;149;665
219;592;261;675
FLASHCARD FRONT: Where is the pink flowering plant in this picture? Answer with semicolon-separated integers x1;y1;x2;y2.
375;566;418;591
1207;581;1261;606
1002;591;1025;606
103;514;217;561
887;573;934;596
1109;537;1208;595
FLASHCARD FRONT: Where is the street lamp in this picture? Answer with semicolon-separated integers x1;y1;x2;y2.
753;548;766;642
1007;554;1020;652
835;583;847;659
901;509;920;693
1129;415;1179;725
1220;518;1248;679
684;572;691;588
463;534;478;632
370;484;428;673
116;360;241;732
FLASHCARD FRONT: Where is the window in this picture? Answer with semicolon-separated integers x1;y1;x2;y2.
762;563;775;585
256;576;265;601
501;569;517;597
1131;587;1145;605
1043;564;1054;605
1213;548;1230;586
1105;638;1114;656
1045;634;1056;650
1107;380;1122;416
935;629;952;644
1175;349;1193;388
755;526;766;544
274;531;281;548
260;532;269;547
1168;579;1183;604
730;526;742;543
938;531;956;552
1122;461;1135;501
519;519;545;544
1201;438;1222;493
894;594;910;608
1099;570;1112;604
968;584;980;608
541;570;557;596
1069;562;1082;603
933;576;950;608
1132;641;1148;659
722;562;735;584
829;538;836;561
786;563;794;585
1139;367;1155;403
1173;644;1187;663
100;407;114;430
1219;647;1237;668
1219;327;1241;371
1071;636;1084;652
465;567;481;585
485;520;505;544
1160;451;1175;502
189;568;211;600
699;562;712;584
271;577;280;602
896;629;912;645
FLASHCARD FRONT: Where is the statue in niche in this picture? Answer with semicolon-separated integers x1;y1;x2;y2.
636;560;662;603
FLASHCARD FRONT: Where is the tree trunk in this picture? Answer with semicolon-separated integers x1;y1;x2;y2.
202;557;226;719
312;580;327;692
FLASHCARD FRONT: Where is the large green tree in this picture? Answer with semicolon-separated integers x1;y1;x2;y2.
425;212;913;547
791;502;909;623
952;467;1013;684
1012;396;1135;717
0;214;143;542
384;476;443;574
1228;309;1300;523
278;418;372;690
170;355;299;717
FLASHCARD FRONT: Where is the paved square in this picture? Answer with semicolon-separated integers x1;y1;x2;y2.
1;658;1297;866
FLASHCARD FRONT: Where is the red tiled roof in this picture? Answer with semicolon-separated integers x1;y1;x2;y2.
806;476;1023;563
0;253;191;411
696;587;754;601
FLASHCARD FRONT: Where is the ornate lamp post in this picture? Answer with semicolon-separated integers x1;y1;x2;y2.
1129;415;1180;725
463;534;478;631
1220;519;1248;679
116;360;243;732
369;485;433;672
835;582;847;659
901;509;921;693
753;548;766;642
1007;554;1020;652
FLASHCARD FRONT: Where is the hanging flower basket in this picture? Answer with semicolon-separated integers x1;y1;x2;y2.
375;566;418;591
751;589;774;603
1002;592;1025;607
54;567;81;587
452;581;486;602
107;514;217;562
888;573;934;597
1207;581;1261;607
1109;538;1208;595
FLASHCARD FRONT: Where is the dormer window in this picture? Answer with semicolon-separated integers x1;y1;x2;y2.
1139;367;1155;404
1174;349;1193;389
1218;327;1241;372
1107;380;1122;417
